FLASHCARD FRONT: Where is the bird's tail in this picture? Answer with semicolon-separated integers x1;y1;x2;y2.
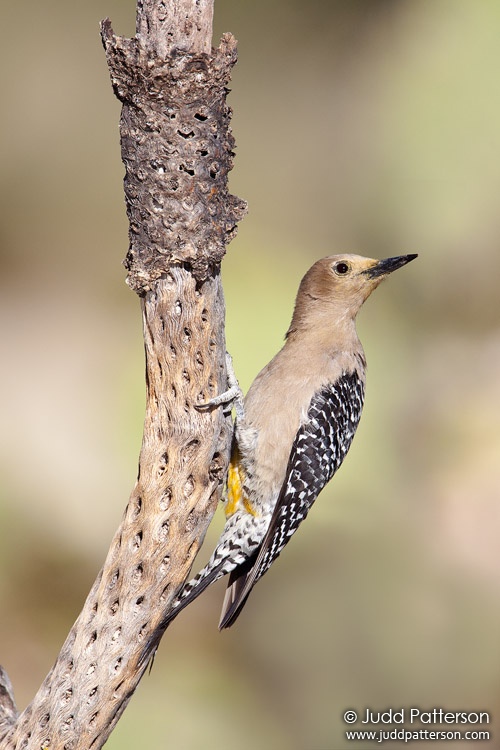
218;557;256;629
138;544;246;668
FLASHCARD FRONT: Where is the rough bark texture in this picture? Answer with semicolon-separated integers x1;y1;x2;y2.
101;18;245;292
0;669;17;741
1;1;245;748
136;0;214;57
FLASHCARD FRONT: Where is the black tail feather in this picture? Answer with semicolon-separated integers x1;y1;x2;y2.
138;563;228;669
218;554;257;629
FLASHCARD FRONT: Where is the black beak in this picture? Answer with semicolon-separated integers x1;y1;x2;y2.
364;254;418;279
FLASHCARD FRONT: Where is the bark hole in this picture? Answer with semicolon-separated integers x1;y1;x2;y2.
133;564;144;582
183;475;195;498
159;521;169;543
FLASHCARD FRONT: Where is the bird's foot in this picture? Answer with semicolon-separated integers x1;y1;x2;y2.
196;352;245;420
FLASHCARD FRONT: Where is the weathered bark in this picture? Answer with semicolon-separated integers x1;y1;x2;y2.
100;16;244;291
0;669;17;741
1;1;245;748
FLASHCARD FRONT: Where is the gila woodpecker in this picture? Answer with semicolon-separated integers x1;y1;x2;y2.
141;253;417;663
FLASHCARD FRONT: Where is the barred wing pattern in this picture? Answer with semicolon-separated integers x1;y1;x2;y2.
219;370;365;628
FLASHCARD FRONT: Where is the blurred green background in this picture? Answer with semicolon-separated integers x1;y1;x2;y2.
1;1;500;748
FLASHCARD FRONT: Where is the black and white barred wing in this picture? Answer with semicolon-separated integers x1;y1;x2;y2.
219;371;365;628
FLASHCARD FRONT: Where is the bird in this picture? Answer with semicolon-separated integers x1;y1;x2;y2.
140;252;417;663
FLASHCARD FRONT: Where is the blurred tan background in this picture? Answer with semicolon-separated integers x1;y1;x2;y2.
1;1;500;748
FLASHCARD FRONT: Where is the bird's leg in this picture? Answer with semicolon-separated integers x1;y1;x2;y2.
197;352;245;420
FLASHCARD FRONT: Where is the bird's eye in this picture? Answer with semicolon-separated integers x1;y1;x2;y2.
334;261;350;276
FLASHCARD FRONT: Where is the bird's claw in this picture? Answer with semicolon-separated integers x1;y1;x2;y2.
196;353;245;420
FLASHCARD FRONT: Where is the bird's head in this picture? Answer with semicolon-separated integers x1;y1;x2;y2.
287;253;417;337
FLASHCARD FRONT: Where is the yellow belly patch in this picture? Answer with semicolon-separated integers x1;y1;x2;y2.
243;496;258;517
225;460;242;518
225;456;258;518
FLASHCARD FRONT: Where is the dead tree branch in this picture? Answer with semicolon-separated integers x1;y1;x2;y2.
0;669;17;741
1;0;246;747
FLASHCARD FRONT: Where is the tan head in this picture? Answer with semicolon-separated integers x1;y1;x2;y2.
287;253;417;337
